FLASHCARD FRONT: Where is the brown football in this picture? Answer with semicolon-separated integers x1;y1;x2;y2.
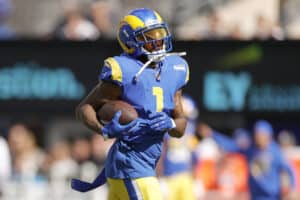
97;100;138;125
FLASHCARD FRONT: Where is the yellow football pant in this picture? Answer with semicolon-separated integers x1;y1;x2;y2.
107;177;163;200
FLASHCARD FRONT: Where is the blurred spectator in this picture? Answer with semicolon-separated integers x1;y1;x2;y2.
72;136;92;164
53;0;99;40
277;130;300;194
48;140;78;181
0;136;11;179
71;136;98;185
278;130;296;150
254;14;284;40
48;140;78;199
193;126;249;199
90;1;113;39
203;11;228;40
200;120;297;200
229;24;246;40
253;15;273;40
193;136;220;197
0;0;15;39
8;124;45;179
216;129;249;199
0;136;11;196
217;153;248;199
193;122;220;197
4;0;300;40
190;11;229;40
158;95;198;200
280;0;300;39
234;128;251;150
90;134;114;200
277;130;300;162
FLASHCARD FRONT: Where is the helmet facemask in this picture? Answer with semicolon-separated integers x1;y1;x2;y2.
134;24;172;60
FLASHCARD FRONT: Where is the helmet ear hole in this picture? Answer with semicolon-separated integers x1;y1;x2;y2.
126;41;139;48
125;42;133;49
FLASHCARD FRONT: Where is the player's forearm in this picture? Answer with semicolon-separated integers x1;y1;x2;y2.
76;104;103;134
168;117;187;138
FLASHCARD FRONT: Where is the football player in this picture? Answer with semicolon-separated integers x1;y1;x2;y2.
73;8;190;200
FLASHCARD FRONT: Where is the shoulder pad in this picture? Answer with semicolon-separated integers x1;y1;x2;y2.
104;57;123;83
99;57;123;87
168;55;190;90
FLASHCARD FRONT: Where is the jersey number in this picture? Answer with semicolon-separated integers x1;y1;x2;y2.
152;87;164;112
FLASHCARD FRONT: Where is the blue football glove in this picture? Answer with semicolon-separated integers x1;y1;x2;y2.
149;112;176;132
102;111;148;139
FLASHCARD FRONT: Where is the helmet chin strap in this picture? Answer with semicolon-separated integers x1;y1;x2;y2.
133;52;186;83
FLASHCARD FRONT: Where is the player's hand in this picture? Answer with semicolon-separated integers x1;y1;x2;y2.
126;117;149;135
148;112;176;132
102;111;148;139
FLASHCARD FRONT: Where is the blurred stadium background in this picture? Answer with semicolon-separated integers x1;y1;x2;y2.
1;0;300;199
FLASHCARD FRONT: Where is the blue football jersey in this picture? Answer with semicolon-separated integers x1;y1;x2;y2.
99;53;189;179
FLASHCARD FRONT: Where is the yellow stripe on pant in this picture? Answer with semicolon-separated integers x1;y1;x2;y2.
107;177;163;200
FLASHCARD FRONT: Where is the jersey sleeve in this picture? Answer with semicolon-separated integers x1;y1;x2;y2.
99;57;123;87
175;58;190;91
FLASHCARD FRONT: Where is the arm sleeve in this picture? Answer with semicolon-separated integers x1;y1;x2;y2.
99;57;123;87
212;131;240;153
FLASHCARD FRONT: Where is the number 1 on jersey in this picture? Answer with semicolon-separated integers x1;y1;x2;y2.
152;87;164;112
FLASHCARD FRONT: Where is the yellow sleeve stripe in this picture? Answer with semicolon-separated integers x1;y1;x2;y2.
105;57;122;82
123;15;145;30
185;66;190;83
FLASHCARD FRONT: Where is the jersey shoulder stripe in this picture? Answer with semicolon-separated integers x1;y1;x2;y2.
104;57;123;82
